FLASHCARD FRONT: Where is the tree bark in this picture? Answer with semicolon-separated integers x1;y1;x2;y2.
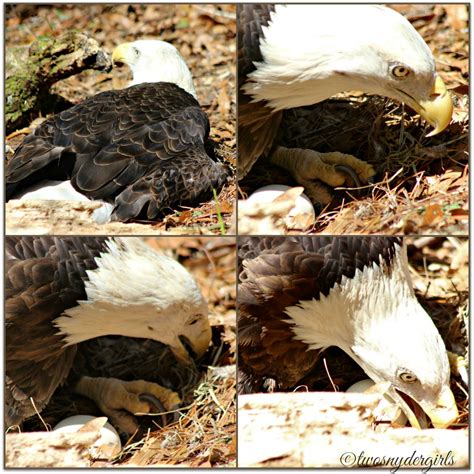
6;32;110;133
5;430;99;468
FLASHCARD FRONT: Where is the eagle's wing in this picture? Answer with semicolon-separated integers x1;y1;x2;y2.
6;83;228;221
238;236;325;391
5;237;106;424
238;4;282;179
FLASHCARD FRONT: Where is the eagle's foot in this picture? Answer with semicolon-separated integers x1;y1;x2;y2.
75;376;181;435
270;146;375;204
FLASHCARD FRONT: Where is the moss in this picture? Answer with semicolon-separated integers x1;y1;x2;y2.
6;33;110;134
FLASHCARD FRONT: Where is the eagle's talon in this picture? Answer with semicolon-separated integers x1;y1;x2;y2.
139;393;168;425
169;403;182;423
105;409;140;437
74;376;182;432
334;164;362;188
269;147;375;203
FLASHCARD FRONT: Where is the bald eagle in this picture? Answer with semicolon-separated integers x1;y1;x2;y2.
238;5;453;204
6;236;211;433
238;236;458;429
6;40;229;223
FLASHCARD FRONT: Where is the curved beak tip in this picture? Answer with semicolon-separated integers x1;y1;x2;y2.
420;76;454;137
429;387;459;429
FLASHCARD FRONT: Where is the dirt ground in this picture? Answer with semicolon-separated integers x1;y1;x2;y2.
239;4;468;235
9;237;236;468
5;4;236;235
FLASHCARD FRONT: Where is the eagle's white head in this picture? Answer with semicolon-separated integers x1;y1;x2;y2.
55;238;211;363
112;39;198;98
244;5;452;136
284;241;458;429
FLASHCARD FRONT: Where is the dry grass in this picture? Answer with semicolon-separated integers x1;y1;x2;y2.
120;366;236;467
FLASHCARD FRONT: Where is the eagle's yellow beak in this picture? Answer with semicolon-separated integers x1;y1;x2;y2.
416;75;453;137
390;383;458;430
424;385;459;429
112;43;134;67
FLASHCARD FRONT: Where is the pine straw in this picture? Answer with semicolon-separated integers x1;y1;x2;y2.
119;366;236;467
317;164;468;235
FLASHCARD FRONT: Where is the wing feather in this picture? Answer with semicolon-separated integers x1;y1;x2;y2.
6;83;229;221
5;237;107;425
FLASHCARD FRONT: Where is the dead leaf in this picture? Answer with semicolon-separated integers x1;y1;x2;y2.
422;204;444;226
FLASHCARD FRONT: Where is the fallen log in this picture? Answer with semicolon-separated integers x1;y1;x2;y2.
5;200;194;235
5;430;100;468
238;392;468;468
6;32;110;133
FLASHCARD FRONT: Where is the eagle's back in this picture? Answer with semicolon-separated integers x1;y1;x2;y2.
5;237;107;425
6;83;229;221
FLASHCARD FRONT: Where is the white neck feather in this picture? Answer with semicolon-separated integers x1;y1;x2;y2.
243;4;434;110
130;41;197;99
55;301;185;346
54;238;206;347
284;244;434;362
285;243;450;389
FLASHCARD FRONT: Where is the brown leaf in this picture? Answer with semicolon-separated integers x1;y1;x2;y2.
422;204;444;226
444;5;468;31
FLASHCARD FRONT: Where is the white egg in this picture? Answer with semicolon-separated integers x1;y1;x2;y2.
346;379;376;394
53;415;121;459
247;185;315;228
14;180;113;224
346;379;408;427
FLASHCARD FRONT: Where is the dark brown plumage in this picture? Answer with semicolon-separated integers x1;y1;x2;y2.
6;82;229;221
5;237;107;425
237;236;399;392
238;4;281;179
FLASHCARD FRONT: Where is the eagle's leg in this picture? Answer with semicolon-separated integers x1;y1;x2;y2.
75;376;181;435
269;146;376;204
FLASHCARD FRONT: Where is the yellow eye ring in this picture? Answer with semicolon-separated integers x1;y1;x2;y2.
399;371;418;383
392;65;411;79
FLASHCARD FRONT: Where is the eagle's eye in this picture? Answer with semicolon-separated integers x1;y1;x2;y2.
187;314;202;325
399;371;418;383
391;65;411;79
132;46;140;58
